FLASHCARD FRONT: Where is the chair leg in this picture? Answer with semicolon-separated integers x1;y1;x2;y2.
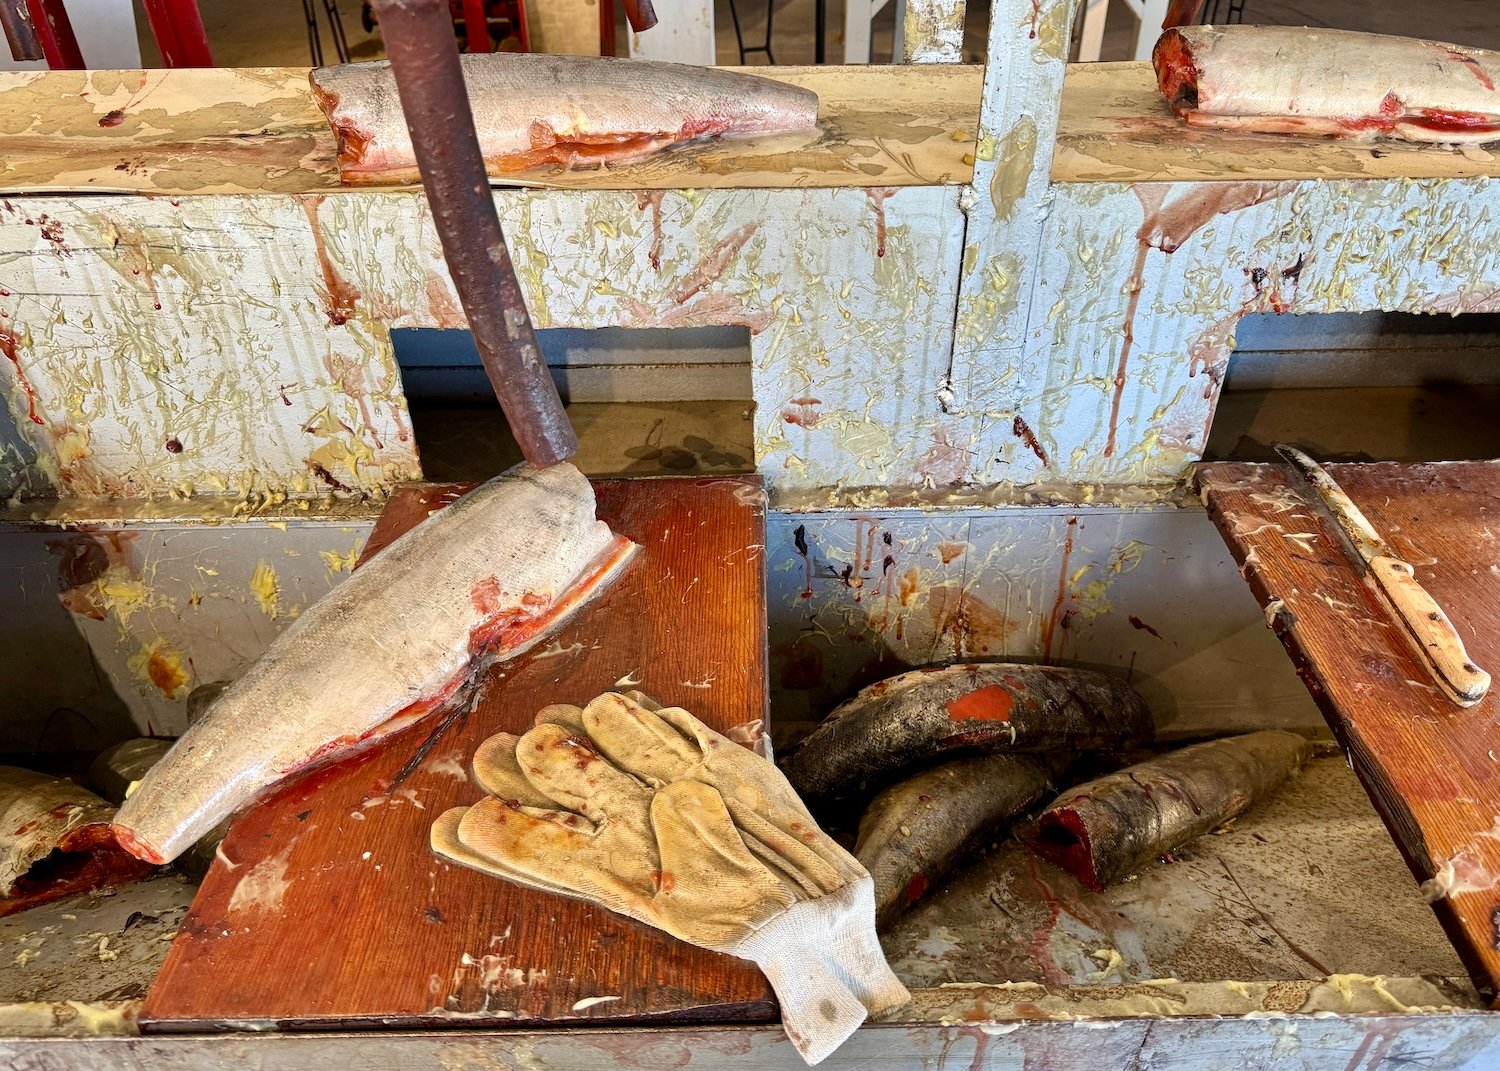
323;0;352;62
18;0;84;67
302;0;324;65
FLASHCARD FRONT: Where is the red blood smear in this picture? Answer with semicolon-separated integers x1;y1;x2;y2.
905;873;929;903
944;684;1015;722
1448;51;1497;92
0;327;45;425
1129;615;1163;639
1012;414;1050;467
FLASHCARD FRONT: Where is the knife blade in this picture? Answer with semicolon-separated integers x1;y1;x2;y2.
1275;444;1490;708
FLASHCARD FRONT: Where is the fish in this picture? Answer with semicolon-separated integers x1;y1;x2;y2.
113;462;637;865
1019;730;1312;891
781;663;1154;807
310;54;820;185
1154;26;1500;145
1;767;153;916
855;752;1063;927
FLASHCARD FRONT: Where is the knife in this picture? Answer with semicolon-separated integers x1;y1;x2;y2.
1274;445;1490;708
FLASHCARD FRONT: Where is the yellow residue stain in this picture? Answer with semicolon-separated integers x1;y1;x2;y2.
249;562;280;619
1110;540;1152;574
1034;0;1072;62
898;567;921;607
93;565;151;626
319;545;362;574
990;117;1037;221
128;641;190;700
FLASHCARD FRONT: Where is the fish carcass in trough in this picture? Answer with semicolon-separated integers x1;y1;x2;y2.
782;663;1154;807
113;462;636;866
1154;26;1500;144
2;768;154;915
1020;730;1313;890
310;54;821;183
855;753;1063;926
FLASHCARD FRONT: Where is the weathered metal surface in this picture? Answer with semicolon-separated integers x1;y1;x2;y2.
1;186;966;504
999;178;1500;495
6;1013;1500;1069
0;520;371;749
902;0;966;63
0;65;982;195
766;504;1323;737
941;0;1074;487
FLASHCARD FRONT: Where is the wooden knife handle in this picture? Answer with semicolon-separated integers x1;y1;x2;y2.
1366;556;1491;708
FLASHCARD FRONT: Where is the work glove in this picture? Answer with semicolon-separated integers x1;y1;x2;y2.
431;692;910;1064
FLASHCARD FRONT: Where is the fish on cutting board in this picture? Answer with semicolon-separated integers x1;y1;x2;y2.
1019;730;1312;891
1;767;154;916
113;462;636;866
1154;26;1500;144
855;752;1063;927
782;663;1153;807
310;54;821;184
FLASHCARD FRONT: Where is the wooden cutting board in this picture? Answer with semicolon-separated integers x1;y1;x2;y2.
1195;459;1500;1004
140;475;775;1030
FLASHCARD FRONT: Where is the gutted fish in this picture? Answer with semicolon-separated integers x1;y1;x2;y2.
856;753;1062;927
1155;26;1500;144
113;462;636;865
310;54;820;184
1020;730;1312;890
2;767;153;915
782;663;1153;806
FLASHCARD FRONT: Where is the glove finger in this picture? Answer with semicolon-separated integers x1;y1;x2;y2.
432;806;581;900
728;801;848;896
648;706;867;887
471;732;556;807
534;703;587;735
458;796;660;920
515;722;651;819
584;692;700;784
622;690;663;711
651;780;794;932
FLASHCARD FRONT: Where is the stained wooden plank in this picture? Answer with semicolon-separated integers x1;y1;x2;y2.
1195;459;1500;1003
0;65;981;196
139;475;774;1030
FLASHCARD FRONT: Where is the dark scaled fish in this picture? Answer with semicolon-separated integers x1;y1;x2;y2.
855;752;1063;927
1020;730;1312;891
782;663;1154;806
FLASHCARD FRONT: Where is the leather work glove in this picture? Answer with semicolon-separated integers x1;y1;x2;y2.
432;692;910;1064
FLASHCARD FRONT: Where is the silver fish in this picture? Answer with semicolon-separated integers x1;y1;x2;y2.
310;54;820;184
113;462;636;865
1156;26;1500;144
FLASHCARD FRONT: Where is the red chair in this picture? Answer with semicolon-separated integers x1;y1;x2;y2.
1;0;212;68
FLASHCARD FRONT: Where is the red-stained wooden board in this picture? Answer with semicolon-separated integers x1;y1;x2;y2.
140;476;774;1031
1195;460;1500;1004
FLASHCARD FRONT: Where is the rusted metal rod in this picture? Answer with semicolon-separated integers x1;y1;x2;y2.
1;0;42;61
371;0;577;469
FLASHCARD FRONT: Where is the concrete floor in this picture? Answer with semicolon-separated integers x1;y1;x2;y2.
136;0;1500;69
